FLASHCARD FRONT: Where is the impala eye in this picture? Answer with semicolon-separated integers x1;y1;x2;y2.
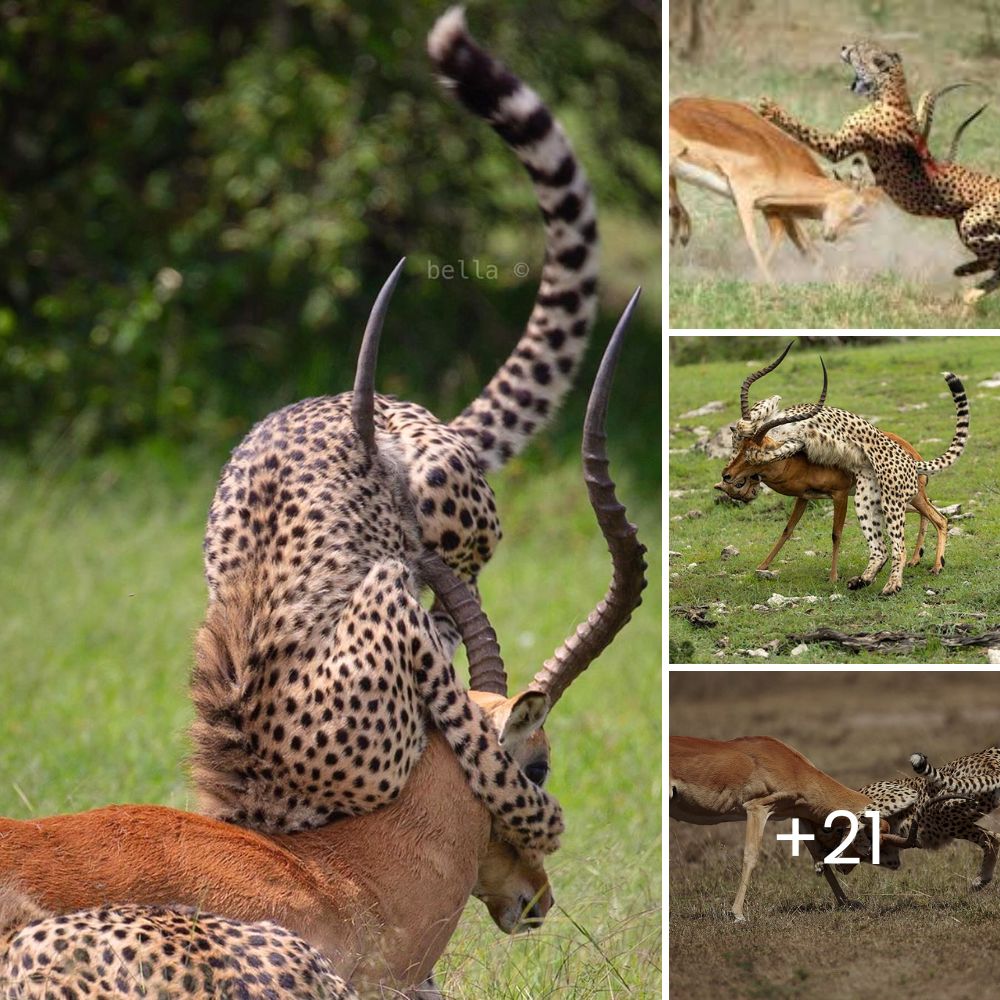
525;760;549;786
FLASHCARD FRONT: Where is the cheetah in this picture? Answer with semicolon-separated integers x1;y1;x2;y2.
0;903;357;999
191;8;600;857
852;749;1000;891
733;343;969;595
759;40;1000;301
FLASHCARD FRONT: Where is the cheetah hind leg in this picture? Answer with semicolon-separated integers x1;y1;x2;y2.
877;493;908;596
846;474;888;591
963;268;1000;303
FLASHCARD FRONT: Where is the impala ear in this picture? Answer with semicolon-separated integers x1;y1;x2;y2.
498;691;550;748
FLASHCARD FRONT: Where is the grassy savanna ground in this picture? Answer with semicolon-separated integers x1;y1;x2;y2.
668;336;1000;664
0;446;661;997
669;0;1000;328
670;671;1000;1000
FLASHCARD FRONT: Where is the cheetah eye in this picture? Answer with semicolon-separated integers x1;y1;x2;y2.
524;760;549;786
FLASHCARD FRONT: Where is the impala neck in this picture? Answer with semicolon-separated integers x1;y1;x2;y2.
277;729;490;990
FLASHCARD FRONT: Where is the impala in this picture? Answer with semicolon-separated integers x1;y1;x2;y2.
669;96;882;282
669;735;892;921
0;295;647;998
715;345;948;580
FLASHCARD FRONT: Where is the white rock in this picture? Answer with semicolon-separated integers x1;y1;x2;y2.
804;550;817;557
988;648;1000;664
740;648;770;658
767;593;793;607
680;401;726;418
802;595;819;604
977;376;1000;388
790;643;809;656
687;562;699;569
829;593;842;601
668;550;683;558
721;545;740;560
755;569;778;579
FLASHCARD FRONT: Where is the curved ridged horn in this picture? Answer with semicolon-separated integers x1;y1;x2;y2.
751;356;828;438
418;551;507;696
740;341;794;418
946;103;988;163
879;793;980;849
352;258;406;453
529;288;648;708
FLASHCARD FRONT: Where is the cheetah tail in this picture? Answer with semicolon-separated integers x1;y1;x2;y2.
428;7;599;472
912;373;969;477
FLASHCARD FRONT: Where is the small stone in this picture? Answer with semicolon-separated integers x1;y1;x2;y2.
755;569;779;579
687;562;699;569
948;526;964;537
721;545;740;560
790;643;809;656
668;550;683;558
680;401;726;418
767;593;794;607
685;509;704;520
829;594;842;601
804;550;817;557
988;648;1000;664
801;595;819;604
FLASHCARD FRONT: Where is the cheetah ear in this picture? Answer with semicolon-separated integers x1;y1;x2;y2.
497;691;550;747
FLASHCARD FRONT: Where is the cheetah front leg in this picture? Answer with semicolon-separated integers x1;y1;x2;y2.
846;473;888;591
741;438;804;466
757;99;866;163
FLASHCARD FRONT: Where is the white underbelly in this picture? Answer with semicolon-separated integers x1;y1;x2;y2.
671;159;734;201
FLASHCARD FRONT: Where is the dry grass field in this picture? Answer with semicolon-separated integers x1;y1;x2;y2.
670;671;1000;999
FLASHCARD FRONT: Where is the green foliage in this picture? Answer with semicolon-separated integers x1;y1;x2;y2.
1;1;660;457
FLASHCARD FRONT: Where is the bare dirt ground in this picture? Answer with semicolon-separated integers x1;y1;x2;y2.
669;671;1000;999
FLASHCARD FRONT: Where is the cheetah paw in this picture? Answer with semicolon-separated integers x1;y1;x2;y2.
846;576;870;590
879;583;902;597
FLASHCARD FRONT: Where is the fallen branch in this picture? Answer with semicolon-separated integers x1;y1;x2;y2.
789;626;1000;654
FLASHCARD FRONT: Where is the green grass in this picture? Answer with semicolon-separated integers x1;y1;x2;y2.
0;443;661;997
668;336;1000;665
669;0;1000;328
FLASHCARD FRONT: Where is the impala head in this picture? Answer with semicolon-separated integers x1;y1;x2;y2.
422;289;647;934
841;41;903;99
716;343;826;500
819;183;882;242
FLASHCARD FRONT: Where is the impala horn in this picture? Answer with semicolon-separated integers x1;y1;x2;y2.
352;257;407;454
750;356;828;439
739;341;794;418
529;288;648;708
418;549;508;696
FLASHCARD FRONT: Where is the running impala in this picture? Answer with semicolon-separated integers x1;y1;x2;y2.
670;96;883;282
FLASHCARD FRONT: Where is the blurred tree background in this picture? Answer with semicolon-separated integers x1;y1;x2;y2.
0;0;661;484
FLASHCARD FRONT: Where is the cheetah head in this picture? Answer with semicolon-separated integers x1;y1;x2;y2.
841;40;903;99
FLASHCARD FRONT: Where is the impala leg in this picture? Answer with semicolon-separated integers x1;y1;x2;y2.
670;174;691;246
830;489;849;583
909;486;948;574
731;794;796;921
733;191;775;284
782;216;819;261
763;212;788;267
802;821;858;909
757;498;809;571
906;479;929;567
